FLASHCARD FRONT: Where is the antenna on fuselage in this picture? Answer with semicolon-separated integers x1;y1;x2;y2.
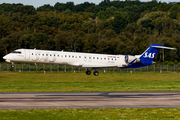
34;48;36;50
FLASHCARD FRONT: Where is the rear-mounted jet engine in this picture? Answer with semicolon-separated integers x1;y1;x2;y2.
125;55;141;64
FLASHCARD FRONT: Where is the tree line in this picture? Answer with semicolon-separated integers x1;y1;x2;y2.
0;1;180;62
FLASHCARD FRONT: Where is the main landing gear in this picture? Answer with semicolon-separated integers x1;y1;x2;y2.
86;69;99;76
86;69;91;75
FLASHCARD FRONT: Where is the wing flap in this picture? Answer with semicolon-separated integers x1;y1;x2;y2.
82;64;117;68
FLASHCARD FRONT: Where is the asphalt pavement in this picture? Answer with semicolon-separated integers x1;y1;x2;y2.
0;92;180;109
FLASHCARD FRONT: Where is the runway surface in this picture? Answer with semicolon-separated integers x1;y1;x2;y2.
0;92;180;109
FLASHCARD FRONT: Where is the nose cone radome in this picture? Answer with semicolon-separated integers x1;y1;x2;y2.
3;55;7;60
3;55;11;62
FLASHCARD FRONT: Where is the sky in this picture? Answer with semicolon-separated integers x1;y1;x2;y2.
0;0;178;8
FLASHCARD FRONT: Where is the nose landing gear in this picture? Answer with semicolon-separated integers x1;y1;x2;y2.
11;62;14;68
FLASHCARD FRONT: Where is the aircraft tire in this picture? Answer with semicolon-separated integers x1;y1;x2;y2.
86;70;91;75
93;71;99;76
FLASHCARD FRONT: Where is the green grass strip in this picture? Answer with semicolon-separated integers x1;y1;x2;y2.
0;71;180;92
0;108;180;120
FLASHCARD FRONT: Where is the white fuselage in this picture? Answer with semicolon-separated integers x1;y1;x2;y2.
3;49;128;68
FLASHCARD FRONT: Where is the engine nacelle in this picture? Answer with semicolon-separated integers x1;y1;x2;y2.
125;55;140;64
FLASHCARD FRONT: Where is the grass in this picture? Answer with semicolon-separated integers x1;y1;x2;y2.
0;71;180;119
0;71;180;92
0;108;180;120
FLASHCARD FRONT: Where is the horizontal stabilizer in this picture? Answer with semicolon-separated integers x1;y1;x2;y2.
152;46;176;50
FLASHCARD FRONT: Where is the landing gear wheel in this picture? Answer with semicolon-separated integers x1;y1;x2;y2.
86;70;91;75
93;71;99;76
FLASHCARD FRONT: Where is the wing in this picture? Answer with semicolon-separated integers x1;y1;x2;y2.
82;63;118;68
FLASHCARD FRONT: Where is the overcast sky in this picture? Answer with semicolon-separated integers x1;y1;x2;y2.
0;0;178;8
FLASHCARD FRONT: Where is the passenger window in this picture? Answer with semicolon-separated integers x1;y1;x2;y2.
93;57;95;59
32;53;33;55
79;56;81;58
42;54;44;56
46;54;48;56
65;55;67;57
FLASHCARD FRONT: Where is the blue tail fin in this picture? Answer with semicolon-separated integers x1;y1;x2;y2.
139;44;175;65
139;44;161;63
121;44;175;68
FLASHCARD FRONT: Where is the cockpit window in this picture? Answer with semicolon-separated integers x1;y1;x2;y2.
11;51;21;54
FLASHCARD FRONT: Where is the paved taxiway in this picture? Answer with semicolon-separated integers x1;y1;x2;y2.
0;92;180;109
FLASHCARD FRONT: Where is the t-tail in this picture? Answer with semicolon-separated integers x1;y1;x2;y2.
124;44;176;68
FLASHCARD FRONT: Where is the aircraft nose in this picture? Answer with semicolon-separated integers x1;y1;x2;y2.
3;55;7;60
3;55;11;62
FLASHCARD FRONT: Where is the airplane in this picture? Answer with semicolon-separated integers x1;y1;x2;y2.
3;44;176;76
